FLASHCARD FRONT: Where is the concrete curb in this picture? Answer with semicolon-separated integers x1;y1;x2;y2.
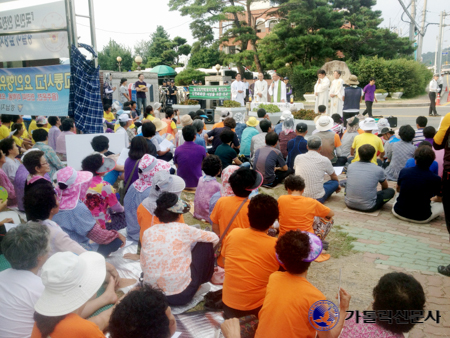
302;102;430;109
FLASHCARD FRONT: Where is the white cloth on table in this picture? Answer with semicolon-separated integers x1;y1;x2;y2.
329;78;344;116
254;80;268;103
268;80;286;103
314;77;331;113
231;80;246;106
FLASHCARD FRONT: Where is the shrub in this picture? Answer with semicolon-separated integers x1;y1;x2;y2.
375;89;387;94
221;100;242;108
292;109;315;120
285;65;321;101
252;103;281;113
178;99;199;106
175;68;208;86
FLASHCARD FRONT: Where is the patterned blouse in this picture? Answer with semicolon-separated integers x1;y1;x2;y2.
339;316;404;338
140;222;219;295
385;140;415;181
83;176;120;229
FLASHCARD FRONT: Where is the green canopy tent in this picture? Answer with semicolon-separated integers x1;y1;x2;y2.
149;65;177;77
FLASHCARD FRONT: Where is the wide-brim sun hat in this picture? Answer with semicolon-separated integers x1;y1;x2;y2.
280;111;293;121
247;170;263;191
96;156;116;175
152;170;186;194
359;118;378;131
133;154;172;192
347;75;359;85
54;167;93;210
180;115;193;127
167;197;191;214
35;252;106;316
152;118;167;132
246;117;259;127
377;118;390;130
315;115;334;132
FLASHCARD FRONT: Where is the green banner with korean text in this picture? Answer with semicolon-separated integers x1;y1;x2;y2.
189;85;231;100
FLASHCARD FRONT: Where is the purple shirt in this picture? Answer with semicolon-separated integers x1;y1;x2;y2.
14;164;51;212
363;84;376;102
48;126;61;151
174;141;206;188
56;131;75;154
124;158;140;192
134;81;147;99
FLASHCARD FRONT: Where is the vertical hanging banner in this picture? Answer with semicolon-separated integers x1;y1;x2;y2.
0;64;70;116
0;0;69;62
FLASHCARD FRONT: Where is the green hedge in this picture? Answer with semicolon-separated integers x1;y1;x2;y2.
347;56;433;98
174;68;208;86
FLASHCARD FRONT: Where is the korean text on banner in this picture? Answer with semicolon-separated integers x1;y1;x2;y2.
0;64;70;116
0;0;69;62
189;85;231;100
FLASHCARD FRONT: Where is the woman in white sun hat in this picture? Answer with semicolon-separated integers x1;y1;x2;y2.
31;251;112;338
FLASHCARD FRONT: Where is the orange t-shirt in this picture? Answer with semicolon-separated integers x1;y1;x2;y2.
343;129;363;136
255;272;325;338
137;204;184;243
31;313;104;338
213;121;224;129
222;228;279;311
210;196;251;267
278;195;330;237
333;133;342;148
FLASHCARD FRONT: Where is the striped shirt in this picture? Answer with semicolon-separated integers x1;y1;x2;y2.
385;141;415;181
412;128;425;144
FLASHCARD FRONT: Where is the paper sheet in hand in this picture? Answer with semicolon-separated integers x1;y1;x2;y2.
4;223;18;232
334;166;344;176
160;138;174;152
117;148;129;166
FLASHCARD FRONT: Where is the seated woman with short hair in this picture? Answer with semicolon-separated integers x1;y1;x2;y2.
392;145;443;223
140;192;219;306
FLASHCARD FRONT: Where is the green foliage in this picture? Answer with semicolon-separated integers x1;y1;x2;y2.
98;40;133;72
222;100;242;108
348;56;433;97
189;46;225;69
375;89;387;94
278;65;320;101
178;99;199;105
174;68;208;85
292;109;316;120
252;104;281;113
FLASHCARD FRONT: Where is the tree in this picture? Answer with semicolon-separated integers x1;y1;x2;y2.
168;0;277;75
98;39;133;71
189;46;225;69
258;0;415;70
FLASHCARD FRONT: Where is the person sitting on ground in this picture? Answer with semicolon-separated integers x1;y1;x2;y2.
317;104;327;115
124;136;152;190
346;144;395;212
22;149;53;195
194;155;222;223
330;113;345;137
207;117;240;154
140;192;219;306
0;114;13;140
351;118;384;166
215;129;249;170
32;129;65;179
385;125;416;181
339;272;425;338
0;149;17;206
379;128;399;167
31;251;116;338
161;107;179;140
210;167;263;268
125;154;171;241
254;131;292;187
255;231;350;338
55;118;76;161
413;116;427;144
392;145;443;223
209;165;239;217
47;116;62;152
315;115;346;166
27;116;38;136
240;117;259;158
82;154;124;230
52;167;125;256
11;115;32;148
0;138;21;182
222;194;280;319
278;117;296;159
116;114;135;145
175;115;193;148
213;110;233;130
405;141;439;175
340;116;359;159
286;122;308;170
193;119;207;149
11;123;27;152
174;125;206;189
251;119;277;160
294;136;341;203
418;125;436;146
274;111;293;135
278;175;334;237
255;108;270;133
233;112;247;141
90;135;125;185
140;122;160;158
109;285;177;338
103;104;115;123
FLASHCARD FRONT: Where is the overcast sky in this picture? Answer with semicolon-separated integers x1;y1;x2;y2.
5;0;446;56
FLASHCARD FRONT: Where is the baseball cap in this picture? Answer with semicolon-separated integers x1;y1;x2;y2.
36;116;48;125
296;122;308;133
119;114;131;123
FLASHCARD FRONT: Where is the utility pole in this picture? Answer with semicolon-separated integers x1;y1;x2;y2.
417;0;427;62
409;0;416;42
436;11;445;76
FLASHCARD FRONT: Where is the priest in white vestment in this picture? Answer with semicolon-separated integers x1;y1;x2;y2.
314;69;330;114
329;70;344;116
268;73;286;103
254;72;268;103
231;74;246;106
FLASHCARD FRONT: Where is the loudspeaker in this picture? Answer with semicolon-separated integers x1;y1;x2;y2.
386;116;397;128
205;109;215;124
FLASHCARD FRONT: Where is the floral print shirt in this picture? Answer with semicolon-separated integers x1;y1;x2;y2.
83;176;119;229
140;222;219;295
